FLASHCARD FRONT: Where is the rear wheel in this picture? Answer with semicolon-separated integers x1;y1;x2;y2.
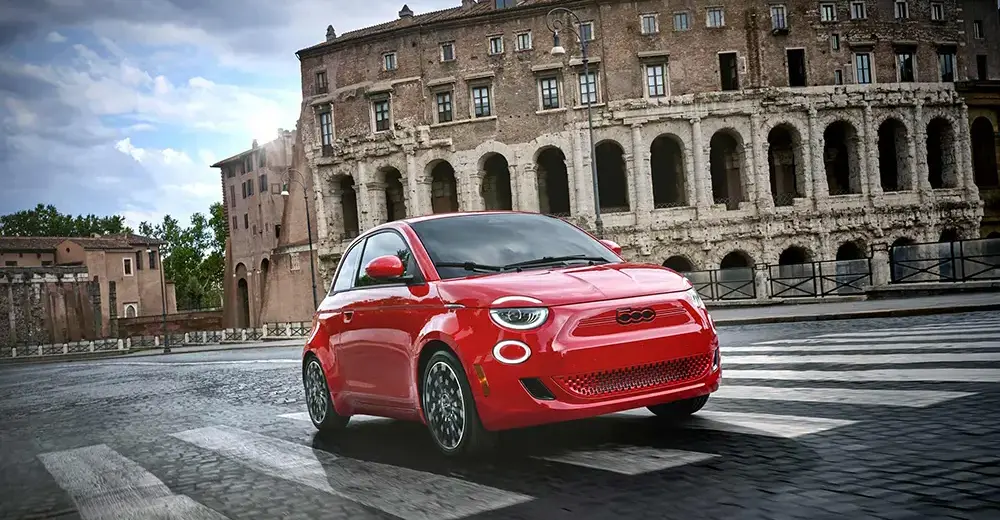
421;350;496;457
303;356;350;431
647;395;709;420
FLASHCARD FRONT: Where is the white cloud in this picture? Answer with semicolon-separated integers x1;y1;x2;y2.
45;31;67;43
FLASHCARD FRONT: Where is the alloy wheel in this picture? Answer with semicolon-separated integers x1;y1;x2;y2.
423;360;467;451
304;359;329;424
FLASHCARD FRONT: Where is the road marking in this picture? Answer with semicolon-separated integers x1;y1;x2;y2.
84;360;299;367
170;425;531;520
279;412;390;424
725;341;1000;353
713;385;974;407
752;334;999;345
724;352;1000;365
37;444;228;520
724;368;1000;383
536;446;717;475
279;412;312;422
615;409;855;438
813;329;1000;339
867;324;1000;334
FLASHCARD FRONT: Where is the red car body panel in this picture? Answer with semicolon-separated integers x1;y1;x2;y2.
303;212;721;432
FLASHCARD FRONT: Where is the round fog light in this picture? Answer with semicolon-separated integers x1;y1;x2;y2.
493;340;531;365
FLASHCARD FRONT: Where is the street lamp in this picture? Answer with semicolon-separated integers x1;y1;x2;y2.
546;6;603;237
281;168;319;310
149;247;169;353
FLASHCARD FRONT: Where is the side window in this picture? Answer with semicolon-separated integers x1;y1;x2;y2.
331;241;365;293
356;231;417;287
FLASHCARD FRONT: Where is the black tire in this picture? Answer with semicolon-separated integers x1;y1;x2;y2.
303;355;350;432
647;395;709;420
421;349;497;457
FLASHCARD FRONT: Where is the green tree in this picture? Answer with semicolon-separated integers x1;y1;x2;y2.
0;204;131;237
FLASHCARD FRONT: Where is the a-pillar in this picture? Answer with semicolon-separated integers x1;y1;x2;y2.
690;117;710;214
807;108;829;207
750;113;773;213
632;123;653;226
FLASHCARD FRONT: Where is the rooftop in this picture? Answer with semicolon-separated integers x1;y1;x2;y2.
0;234;165;252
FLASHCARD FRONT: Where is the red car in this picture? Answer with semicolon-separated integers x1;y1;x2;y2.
301;212;721;456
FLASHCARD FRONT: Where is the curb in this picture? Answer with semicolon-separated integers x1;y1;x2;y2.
0;340;305;367
712;302;1000;326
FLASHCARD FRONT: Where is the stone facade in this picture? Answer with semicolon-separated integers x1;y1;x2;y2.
293;0;990;284
215;129;321;327
0;267;101;347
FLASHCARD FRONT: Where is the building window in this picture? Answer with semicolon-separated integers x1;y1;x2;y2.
938;51;955;82
488;36;504;55
472;85;492;117
275;224;282;238
373;99;391;132
771;5;787;30
315;71;328;94
579;71;598;104
930;3;943;21
225;167;234;179
441;42;455;62
645;63;668;97
850;1;866;19
319;111;333;146
977;55;988;81
820;3;836;22
719;52;739;90
855;52;873;84
894;1;908;19
232;216;238;230
4;261;16;267
706;7;725;27
244;214;249;229
41;260;53;267
641;14;659;35
831;33;840;51
135;251;143;270
973;20;984;39
578;22;594;41
834;69;844;84
241;181;247;199
253;224;257;235
435;91;453;123
515;31;532;50
787;48;806;86
383;52;397;71
123;257;133;276
247;177;254;196
673;12;690;31
257;150;266;168
896;52;915;82
229;185;235;207
259;174;267;193
148;250;157;269
540;77;560;110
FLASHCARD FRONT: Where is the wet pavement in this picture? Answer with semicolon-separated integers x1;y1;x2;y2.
1;311;999;519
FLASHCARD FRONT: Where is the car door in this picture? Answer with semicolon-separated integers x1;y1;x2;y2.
346;230;436;416
323;237;371;407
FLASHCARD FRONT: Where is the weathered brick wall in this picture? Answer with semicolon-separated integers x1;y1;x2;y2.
116;309;224;338
0;267;101;346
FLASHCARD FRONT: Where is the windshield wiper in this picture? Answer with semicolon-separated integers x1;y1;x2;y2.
502;255;610;271
434;261;503;273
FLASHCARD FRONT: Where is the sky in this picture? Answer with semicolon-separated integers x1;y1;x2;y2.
0;0;455;230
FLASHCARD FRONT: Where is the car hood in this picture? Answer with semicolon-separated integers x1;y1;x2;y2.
437;263;691;308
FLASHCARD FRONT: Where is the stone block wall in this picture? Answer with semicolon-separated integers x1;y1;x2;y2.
0;267;101;347
116;309;224;338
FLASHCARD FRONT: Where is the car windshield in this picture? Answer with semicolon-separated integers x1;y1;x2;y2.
409;213;622;280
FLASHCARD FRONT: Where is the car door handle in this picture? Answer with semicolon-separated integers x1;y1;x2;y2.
343;311;354;323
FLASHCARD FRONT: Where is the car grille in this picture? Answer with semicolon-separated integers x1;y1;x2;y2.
551;353;712;398
572;302;690;337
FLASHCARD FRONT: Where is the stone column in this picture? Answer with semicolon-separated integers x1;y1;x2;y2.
327;183;345;242
750;113;773;212
417;177;433;216
807;108;829;204
690;117;709;211
521;162;541;212
571;124;587;218
366;181;388;226
509;154;522;211
404;150;423;216
913;101;931;194
631;123;653;225
312;180;330;243
354;162;375;230
959;103;980;197
863;104;880;199
468;171;486;212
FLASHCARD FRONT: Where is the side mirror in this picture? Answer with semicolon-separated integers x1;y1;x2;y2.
599;239;623;257
364;255;405;280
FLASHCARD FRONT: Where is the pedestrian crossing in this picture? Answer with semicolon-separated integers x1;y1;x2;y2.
34;317;1000;520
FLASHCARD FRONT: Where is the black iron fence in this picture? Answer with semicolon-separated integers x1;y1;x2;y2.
889;238;1000;283
681;267;756;300
768;258;872;298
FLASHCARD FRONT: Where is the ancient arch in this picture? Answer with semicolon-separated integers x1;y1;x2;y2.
877;118;911;192
536;146;571;215
650;134;687;208
595;140;630;212
662;255;695;272
481;153;513;210
428;160;459;214
337;175;360;238
971;117;998;188
720;250;753;269
768;124;804;206
709;129;746;210
927;117;959;189
377;166;407;222
824;120;862;195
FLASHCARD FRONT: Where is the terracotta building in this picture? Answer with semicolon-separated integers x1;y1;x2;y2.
0;234;177;337
213;129;321;328
956;1;1000;237
290;0;996;287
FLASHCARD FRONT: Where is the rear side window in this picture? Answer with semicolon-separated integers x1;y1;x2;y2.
331;241;364;293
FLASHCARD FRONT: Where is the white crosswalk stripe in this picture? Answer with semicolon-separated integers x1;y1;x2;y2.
813;329;1000;339
865;324;1000;334
712;385;973;407
536;446;717;475
613;409;856;438
37;444;229;520
723;368;1000;383
170;425;532;520
752;333;998;344
724;352;1000;365
725;341;1000;353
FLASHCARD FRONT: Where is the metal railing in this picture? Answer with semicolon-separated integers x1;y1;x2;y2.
889;238;1000;283
682;267;756;300
769;258;872;298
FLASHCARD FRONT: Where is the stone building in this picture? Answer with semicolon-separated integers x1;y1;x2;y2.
0;234;176;339
293;0;992;290
213;128;321;327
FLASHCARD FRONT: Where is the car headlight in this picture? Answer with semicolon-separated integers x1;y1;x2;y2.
489;307;549;330
685;286;707;311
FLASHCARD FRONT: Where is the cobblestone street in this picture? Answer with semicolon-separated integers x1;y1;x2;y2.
1;311;999;520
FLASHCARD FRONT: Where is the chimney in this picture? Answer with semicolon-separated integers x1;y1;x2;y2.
399;4;414;18
462;0;476;7
252;139;258;149
326;25;337;42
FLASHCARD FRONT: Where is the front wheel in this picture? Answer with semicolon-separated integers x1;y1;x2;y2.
647;395;709;420
303;356;350;431
421;350;496;457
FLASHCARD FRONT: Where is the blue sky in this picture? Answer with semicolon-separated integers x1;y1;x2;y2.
0;0;454;229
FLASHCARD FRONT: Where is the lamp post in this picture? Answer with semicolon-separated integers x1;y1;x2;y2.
281;168;319;310
149;247;169;354
546;6;603;237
